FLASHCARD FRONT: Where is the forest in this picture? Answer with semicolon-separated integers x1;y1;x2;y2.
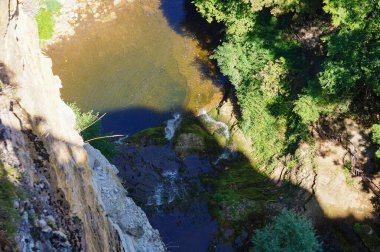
193;0;379;170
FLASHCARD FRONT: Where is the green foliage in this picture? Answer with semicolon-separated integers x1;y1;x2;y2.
293;92;348;125
211;160;280;203
0;163;23;246
258;57;289;101
240;89;288;164
320;1;380;96
36;0;62;40
372;124;380;158
69;103;99;131
323;0;377;28
69;103;117;159
193;0;320;23
251;210;322;252
293;95;321;125
193;0;379;170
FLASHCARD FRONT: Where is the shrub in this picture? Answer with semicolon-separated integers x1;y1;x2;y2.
36;0;62;40
69;103;117;159
251;210;321;252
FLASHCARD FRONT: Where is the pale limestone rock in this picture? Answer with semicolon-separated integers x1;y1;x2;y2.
0;1;165;251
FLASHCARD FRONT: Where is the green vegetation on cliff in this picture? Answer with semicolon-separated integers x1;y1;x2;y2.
70;103;117;158
36;0;62;40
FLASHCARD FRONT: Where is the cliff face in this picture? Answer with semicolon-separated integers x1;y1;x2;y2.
0;0;165;251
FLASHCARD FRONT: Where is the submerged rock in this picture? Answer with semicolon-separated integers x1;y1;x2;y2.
174;133;206;156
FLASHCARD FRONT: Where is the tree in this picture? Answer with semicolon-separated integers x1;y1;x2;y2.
251;210;322;252
319;0;380;96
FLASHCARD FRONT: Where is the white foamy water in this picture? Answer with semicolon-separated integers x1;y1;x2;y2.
165;113;182;140
147;184;164;206
199;109;230;140
214;149;232;165
115;135;129;145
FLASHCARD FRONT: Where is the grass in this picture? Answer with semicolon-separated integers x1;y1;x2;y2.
209;159;281;203
0;162;24;248
36;0;62;40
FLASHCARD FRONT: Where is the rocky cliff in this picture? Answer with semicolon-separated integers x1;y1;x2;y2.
0;0;165;251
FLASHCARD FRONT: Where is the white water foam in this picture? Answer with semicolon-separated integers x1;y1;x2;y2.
162;170;180;204
199;109;230;140
165;113;182;141
115;135;129;145
214;149;232;165
147;184;164;206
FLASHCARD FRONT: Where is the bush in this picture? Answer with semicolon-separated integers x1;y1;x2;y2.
36;0;62;40
251;210;321;252
69;103;117;159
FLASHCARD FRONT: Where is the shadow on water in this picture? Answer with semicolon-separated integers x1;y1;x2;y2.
159;0;229;93
100;106;186;136
160;0;225;51
160;0;186;35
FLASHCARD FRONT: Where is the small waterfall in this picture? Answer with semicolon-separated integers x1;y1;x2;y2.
147;184;164;206
147;169;183;206
199;108;230;140
165;113;182;141
115;135;129;145
162;170;180;204
214;149;232;165
199;109;234;164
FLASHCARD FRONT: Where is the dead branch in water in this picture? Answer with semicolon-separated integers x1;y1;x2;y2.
85;134;124;143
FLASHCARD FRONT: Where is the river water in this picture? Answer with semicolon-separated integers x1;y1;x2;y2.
47;0;223;135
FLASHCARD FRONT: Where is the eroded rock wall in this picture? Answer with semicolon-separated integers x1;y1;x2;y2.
0;0;165;251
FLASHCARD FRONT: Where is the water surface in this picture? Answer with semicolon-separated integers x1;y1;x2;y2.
47;0;223;134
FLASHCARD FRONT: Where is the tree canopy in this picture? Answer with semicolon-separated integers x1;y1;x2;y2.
251;210;322;252
193;0;380;168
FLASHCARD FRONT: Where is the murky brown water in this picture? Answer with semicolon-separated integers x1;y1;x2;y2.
47;0;222;119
